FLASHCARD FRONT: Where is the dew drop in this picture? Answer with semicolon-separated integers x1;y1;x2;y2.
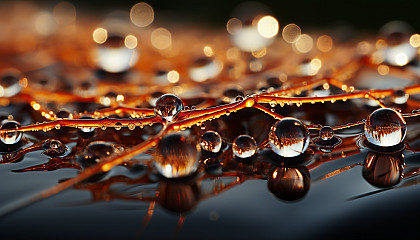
319;126;334;141
79;116;95;133
235;95;244;102
0;120;23;145
364;108;406;147
154;94;184;122
200;131;222;153
55;124;61;130
128;123;136;130
115;122;122;130
191;106;197;110
269;118;309;158
101;125;107;130
42;139;68;157
269;99;277;107
200;122;206;130
232;135;257;158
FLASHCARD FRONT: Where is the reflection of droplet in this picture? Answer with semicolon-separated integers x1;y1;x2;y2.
200;131;222;153
157;180;200;213
364;108;406;147
232;135;257;158
155;134;199;178
267;167;310;201
269;118;309;158
154;94;184;122
42;139;68;157
0;70;23;98
0;120;22;145
363;151;404;188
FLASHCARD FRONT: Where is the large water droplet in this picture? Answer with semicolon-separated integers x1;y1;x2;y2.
155;134;199;178
364;108;406;147
363;151;404;188
0;120;22;145
200;131;222;153
154;94;184;122
269;118;309;158
267;167;310;201
232;135;257;158
0;69;23;98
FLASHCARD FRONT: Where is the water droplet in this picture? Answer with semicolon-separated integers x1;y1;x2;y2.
269;118;310;157
392;89;409;104
330;99;336;103
79;116;95;133
184;106;190;110
128;123;136;130
364;108;406;147
0;69;23;97
55;124;61;130
155;134;199;178
191;106;197;110
154;94;184;122
56;109;71;119
189;57;222;82
225;110;230;116
319;126;334;141
232;135;257;158
363;151;403;188
269;99;277;107
0;120;22;145
267;167;310;201
101;125;107;130
222;88;244;103
200;122;206;130
279;102;285;107
115;122;122;130
93;31;139;73
235;95;244;102
42;139;68;157
200;131;222;153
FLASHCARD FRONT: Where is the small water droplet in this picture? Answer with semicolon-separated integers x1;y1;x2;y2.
79;116;95;133
200;122;206;130
191;106;197;110
55;124;61;130
279;102;285;107
42;139;68;157
154;94;184;122
269;99;277;107
235;95;244;102
128;123;136;130
200;130;222;153
319;126;334;140
392;89;409;104
101;125;107;130
232;135;257;158
115;122;122;130
225;110;230;116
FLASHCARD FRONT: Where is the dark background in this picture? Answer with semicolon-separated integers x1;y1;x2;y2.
59;0;420;32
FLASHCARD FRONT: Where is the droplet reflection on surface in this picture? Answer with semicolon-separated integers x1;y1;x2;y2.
267;167;310;201
154;93;184;122
364;108;406;147
0;120;22;145
363;152;404;188
232;135;257;158
200;131;222;153
155;134;199;178
269;118;309;158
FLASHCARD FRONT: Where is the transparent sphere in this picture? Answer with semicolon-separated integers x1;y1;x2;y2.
364;108;406;147
94;33;139;73
42;139;68;157
232;135;257;158
363;152;403;188
0;69;23;98
188;57;222;82
269;118;309;158
319;126;334;141
200;130;222;153
0;120;23;145
154;94;184;122
267;167;310;201
79;116;95;133
155;134;199;178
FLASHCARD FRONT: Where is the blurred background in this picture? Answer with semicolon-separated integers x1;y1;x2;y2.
31;0;420;31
